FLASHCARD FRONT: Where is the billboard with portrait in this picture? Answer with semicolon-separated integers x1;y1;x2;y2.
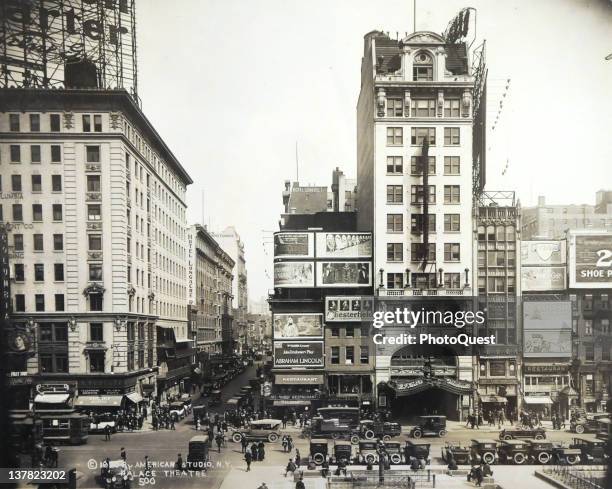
325;296;374;322
524;330;572;357
568;232;612;288
273;232;313;258
315;232;372;258
521;241;566;266
273;313;323;339
316;262;371;287
523;301;572;330
274;262;314;288
273;342;324;368
521;266;566;291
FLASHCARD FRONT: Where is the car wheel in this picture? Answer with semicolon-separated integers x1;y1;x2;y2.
390;453;401;464
232;433;242;443
438;429;447;437
313;453;325;465
412;430;422;439
566;454;579;465
365;454;376;464
575;425;585;434
382;435;392;442
364;430;375;440
268;433;278;443
503;434;513;440
534;434;545;440
482;452;495;465
350;435;360;445
538;452;551;464
513;452;526;465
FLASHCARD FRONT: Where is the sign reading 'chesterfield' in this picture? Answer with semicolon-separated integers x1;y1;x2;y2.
273;341;323;368
325;296;373;321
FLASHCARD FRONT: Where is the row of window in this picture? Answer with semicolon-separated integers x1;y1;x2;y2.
3;203;64;222
8;113;102;133
386;127;460;146
387;213;460;233
5;144;98;163
387;242;461;262
387;272;462;290
387;184;461;204
2;174;100;193
329;345;369;365
10;233;102;253
385;98;461;118
13;262;102;282
386;155;460;175
14;292;103;312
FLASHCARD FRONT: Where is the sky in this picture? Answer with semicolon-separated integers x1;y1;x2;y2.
136;0;612;302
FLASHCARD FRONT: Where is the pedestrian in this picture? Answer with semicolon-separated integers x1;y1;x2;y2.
240;435;248;454
120;447;127;462
244;450;252;472
285;458;296;477
321;458;329;478
175;453;183;471
251;442;259;461
295;475;305;489
295;448;301;468
257;483;268;489
170;417;176;430
258;441;265;461
104;424;111;441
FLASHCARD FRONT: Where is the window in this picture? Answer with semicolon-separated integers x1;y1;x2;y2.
87;175;101;192
14;264;24;281
14;294;25;312
345;346;354;364
411;156;436;175
52;175;62;191
89;351;105;373
86;145;100;162
444;214;460;232
585;320;593;336
90;322;104;341
346;326;354;338
9;114;20;131
444;273;461;289
87;204;101;220
13;204;23;221
444;156;460;174
331;346;340;364
89;264;103;281
387;214;403;232
127;350;135;370
30;114;40;132
55;294;65;311
34;263;45;281
33;234;43;251
360;346;369;364
387;243;403;262
89;293;103;311
386;98;403;117
83;115;91;132
330;327;339;337
53;234;63;251
32;204;42;221
411;214;436;233
386;185;403;204
601;318;610;334
411;243;436;262
412;273;437;289
444;185;460;204
54;263;64;281
444;99;460;117
13;234;23;251
31;145;41;163
35;294;45;311
52;204;63;221
411;99;436;117
386;127;403;145
50;114;60;132
51;145;61;162
94;114;102;132
88;234;102;250
10;145;21;162
386;156;403;174
444;127;460;145
411;185;436;204
411;127;436;145
585;344;594;361
413;52;433;81
444;243;461;262
11;175;22;191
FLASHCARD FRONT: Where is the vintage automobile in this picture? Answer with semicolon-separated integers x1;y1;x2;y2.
498;439;530;465
309;438;328;465
404;440;431;464
169;402;186;421
571;437;607;464
333;440;353;465
359;420;402;441
526;440;555;464
231;419;282;443
309;416;360;444
570;413;611;434
357;440;380;465
208;390;222;407
186;435;209;470
192;405;206;422
89;413;117;434
225;397;242;413
384;441;403;465
552;444;582;465
100;459;132;489
470;439;498;465
441;441;471;465
409;415;447;438
499;426;546;440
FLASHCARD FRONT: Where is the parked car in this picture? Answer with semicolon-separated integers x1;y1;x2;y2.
470;439;498;465
187;435;209;470
309;438;328;465
231;419;282;443
526;440;554;464
570;413;610;434
357;440;379;465
441;442;471;465
359;420;401;441
498;439;530;465
409;415;447;438
384;441;403;464
169;402;186;421
499;426;546;440
403;440;430;464
552;444;582;465
309;416;360;444
333;440;353;465
208;390;222;406
571;437;607;464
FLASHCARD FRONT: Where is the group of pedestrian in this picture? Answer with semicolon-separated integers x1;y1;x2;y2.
519;410;543;428
244;441;268;471
281;434;294;453
151;404;177;431
467;462;493;487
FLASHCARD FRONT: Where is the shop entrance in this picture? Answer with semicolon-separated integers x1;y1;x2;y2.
391;387;460;422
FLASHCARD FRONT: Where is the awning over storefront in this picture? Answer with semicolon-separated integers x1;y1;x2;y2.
74;395;123;407
125;392;143;404
523;396;553;405
480;395;507;404
272;400;311;407
560;386;579;397
34;393;70;404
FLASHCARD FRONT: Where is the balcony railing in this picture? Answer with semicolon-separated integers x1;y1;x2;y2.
378;287;472;297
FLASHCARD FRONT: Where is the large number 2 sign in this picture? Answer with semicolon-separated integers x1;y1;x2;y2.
595;249;612;267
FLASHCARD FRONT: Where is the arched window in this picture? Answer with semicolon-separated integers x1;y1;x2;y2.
413;51;433;81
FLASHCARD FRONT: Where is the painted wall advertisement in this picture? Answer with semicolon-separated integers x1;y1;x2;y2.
523;301;571;358
273;262;314;288
325;296;373;322
524;330;572;357
316;262;371;287
273;313;323;339
315;232;372;258
521;266;566;291
568;232;612;288
273;342;324;368
274;232;313;258
521;240;566;266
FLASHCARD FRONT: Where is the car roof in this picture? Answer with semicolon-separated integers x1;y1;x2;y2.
472;439;498;444
190;435;209;443
334;440;352;446
310;438;328;444
501;440;527;445
250;419;281;425
418;415;446;419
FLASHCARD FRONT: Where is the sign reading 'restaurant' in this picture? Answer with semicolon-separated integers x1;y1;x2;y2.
568;232;612;288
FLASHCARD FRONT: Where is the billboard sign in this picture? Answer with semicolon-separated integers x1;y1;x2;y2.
316;262;371;287
523;301;572;330
274;232;313;258
521;241;566;265
568;232;612;288
524;330;571;357
273;262;314;288
187;227;196;305
521;266;566;291
273;314;323;340
325;296;373;322
273;342;324;368
315;232;372;258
